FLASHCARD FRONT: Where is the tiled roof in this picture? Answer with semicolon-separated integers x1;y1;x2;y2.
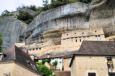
38;51;76;59
76;41;115;56
1;45;40;74
70;41;115;67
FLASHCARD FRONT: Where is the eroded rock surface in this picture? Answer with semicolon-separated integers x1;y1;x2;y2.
23;0;115;44
0;16;27;50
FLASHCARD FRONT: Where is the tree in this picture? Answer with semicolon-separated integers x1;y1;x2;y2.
53;61;58;69
17;10;33;24
1;10;13;17
0;33;2;52
37;64;52;76
81;0;92;3
36;61;56;76
28;5;37;11
42;59;51;64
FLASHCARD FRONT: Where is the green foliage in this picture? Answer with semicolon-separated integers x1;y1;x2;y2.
36;62;42;65
81;0;92;3
43;0;79;11
42;59;51;64
0;33;2;52
50;0;67;9
69;0;79;3
62;66;64;71
49;75;56;76
37;64;52;76
36;61;56;76
1;0;92;24
1;10;13;17
17;10;33;24
34;7;43;16
53;61;58;69
28;5;37;11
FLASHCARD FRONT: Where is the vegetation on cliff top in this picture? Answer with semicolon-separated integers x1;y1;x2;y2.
0;0;91;24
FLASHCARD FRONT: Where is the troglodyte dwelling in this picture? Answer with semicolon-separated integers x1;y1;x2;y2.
70;41;115;76
0;45;41;76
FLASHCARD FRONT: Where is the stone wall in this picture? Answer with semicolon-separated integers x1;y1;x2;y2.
14;63;40;76
71;56;109;76
0;62;40;76
27;28;105;56
0;62;15;76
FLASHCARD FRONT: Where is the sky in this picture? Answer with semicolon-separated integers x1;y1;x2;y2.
0;0;50;15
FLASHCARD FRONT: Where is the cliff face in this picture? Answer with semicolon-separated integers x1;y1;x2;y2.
25;2;89;43
90;0;115;33
0;16;27;50
25;0;115;44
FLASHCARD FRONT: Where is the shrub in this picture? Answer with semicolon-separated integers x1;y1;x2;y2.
53;61;58;69
17;10;33;24
37;64;52;76
1;10;13;17
42;59;51;64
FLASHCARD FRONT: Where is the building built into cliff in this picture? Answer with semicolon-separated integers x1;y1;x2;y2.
19;0;115;57
22;28;105;56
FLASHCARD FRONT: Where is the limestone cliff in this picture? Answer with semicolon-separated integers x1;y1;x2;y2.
90;0;115;34
25;0;115;44
25;2;89;44
0;16;27;50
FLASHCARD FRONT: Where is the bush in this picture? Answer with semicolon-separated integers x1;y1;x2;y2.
36;62;42;65
82;0;92;3
42;59;51;64
49;75;56;76
1;10;13;17
38;64;52;76
17;10;34;24
53;61;58;69
28;5;37;11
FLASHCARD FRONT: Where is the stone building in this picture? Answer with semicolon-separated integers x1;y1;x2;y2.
0;45;41;76
24;28;105;57
70;41;115;76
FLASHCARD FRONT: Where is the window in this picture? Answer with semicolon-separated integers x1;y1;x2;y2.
80;39;81;42
39;48;41;50
96;35;101;40
88;73;96;76
109;73;115;76
36;48;38;50
76;39;77;42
